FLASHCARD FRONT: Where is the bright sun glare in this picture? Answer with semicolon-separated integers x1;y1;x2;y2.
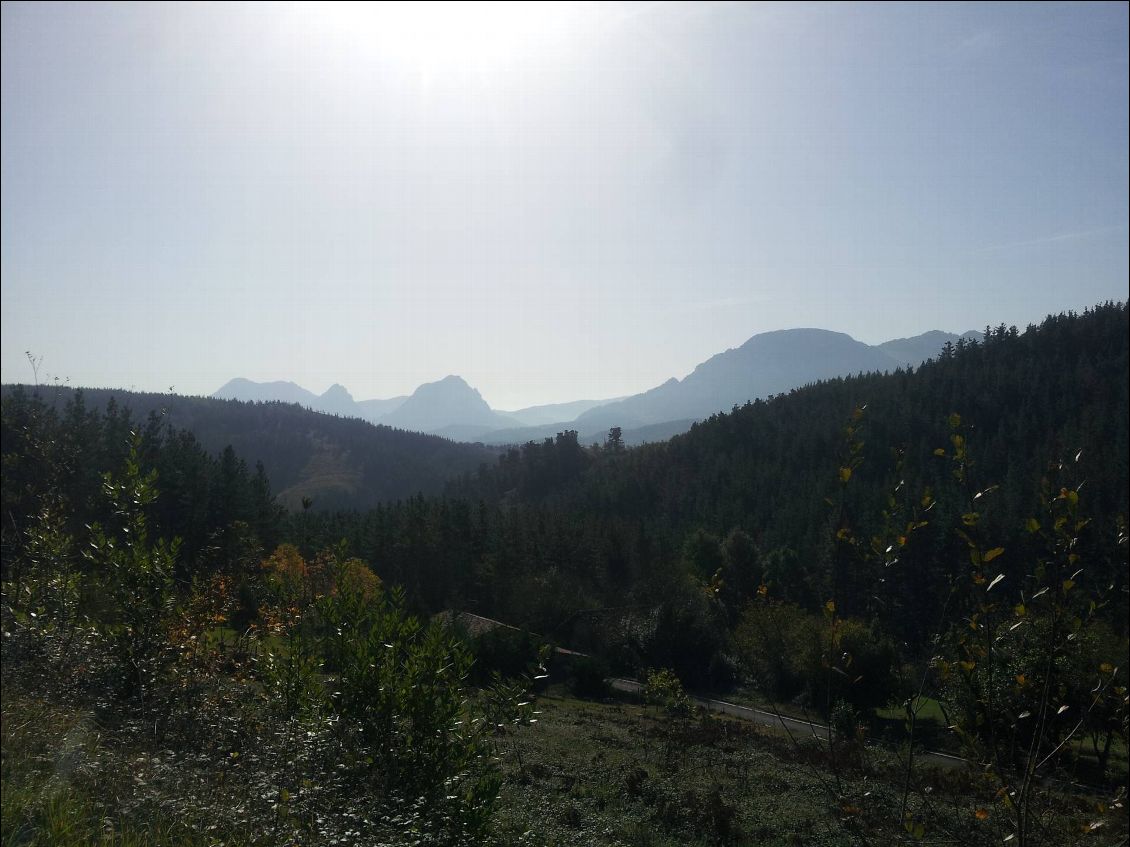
307;1;585;76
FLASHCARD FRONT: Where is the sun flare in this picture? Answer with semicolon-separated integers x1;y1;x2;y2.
304;1;585;76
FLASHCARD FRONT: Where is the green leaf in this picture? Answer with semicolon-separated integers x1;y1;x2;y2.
984;547;1004;562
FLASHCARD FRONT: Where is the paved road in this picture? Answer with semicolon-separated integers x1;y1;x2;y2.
607;677;967;771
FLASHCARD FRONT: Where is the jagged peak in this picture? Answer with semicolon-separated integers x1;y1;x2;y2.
320;383;354;400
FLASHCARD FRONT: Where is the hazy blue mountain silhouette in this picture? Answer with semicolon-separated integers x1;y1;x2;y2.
878;330;980;368
498;398;619;427
214;378;320;406
213;378;406;422
314;383;359;417
573;329;902;431
356;396;409;418
214;327;975;444
378;375;519;435
478;327;976;445
213;375;519;434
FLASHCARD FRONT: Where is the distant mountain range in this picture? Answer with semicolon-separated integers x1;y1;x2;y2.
498;398;619;426
568;328;982;435
215;327;978;445
0;326;983;511
213;379;410;419
378;375;519;440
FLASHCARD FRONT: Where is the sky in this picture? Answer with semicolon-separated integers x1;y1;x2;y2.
2;1;1127;409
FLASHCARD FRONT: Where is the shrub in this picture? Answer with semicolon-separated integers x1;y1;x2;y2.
84;437;178;704
316;569;511;839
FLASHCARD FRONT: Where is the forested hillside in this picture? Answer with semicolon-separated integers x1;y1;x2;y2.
0;387;501;511
456;305;1128;579
292;305;1128;676
6;305;1124;665
1;388;282;578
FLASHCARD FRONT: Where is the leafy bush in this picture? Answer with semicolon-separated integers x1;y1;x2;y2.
735;600;817;700
84;437;178;704
314;564;511;839
643;668;692;720
830;699;860;742
737;600;897;714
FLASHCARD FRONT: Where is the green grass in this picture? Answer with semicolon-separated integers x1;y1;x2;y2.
874;695;946;724
2;788;227;847
205;624;283;653
488;691;991;846
485;687;1130;846
4;676;1125;847
1;696;242;847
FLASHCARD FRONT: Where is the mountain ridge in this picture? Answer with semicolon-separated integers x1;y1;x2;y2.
213;327;977;442
379;375;519;434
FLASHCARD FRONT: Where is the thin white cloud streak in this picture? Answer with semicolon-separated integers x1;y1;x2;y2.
974;224;1128;253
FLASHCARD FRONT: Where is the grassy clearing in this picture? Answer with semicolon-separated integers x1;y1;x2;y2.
4;676;1125;847
874;695;946;724
491;694;842;846
1;695;242;847
485;688;1087;847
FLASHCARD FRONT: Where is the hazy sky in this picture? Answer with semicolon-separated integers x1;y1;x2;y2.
2;2;1127;409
